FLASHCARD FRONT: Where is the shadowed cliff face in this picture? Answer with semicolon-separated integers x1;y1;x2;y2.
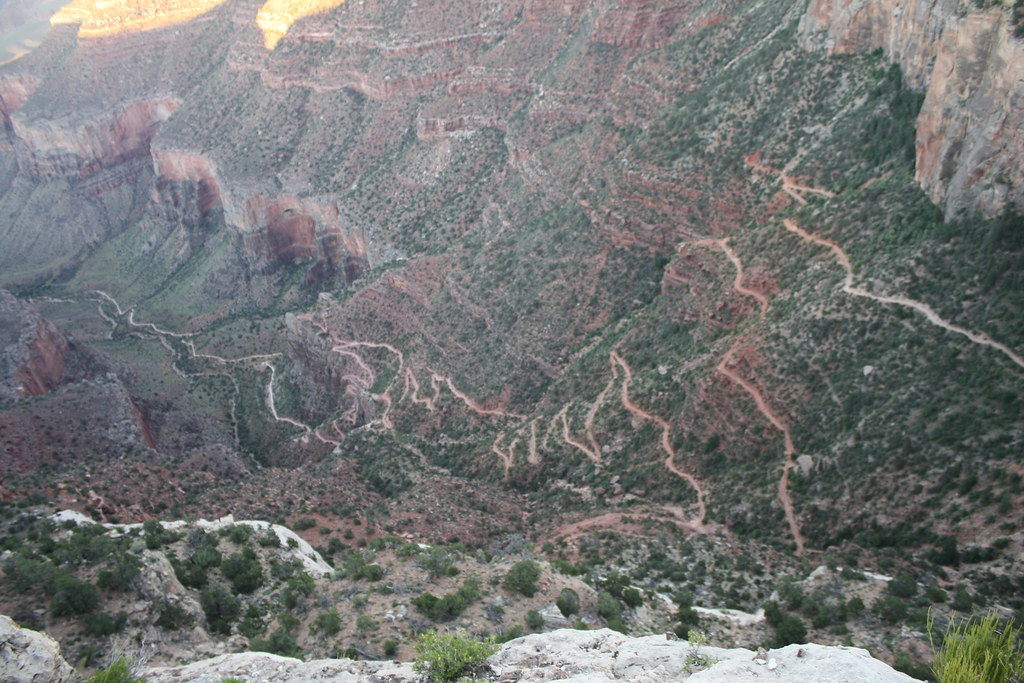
800;0;1024;218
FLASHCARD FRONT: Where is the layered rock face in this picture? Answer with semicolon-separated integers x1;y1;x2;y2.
800;0;1024;218
11;97;181;183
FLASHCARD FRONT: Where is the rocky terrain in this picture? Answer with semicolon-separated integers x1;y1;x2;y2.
0;0;1022;677
2;609;923;682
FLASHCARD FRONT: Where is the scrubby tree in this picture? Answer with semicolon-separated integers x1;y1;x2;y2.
200;581;241;634
557;588;580;618
313;608;342;636
526;610;544;631
221;548;263;594
503;560;541;597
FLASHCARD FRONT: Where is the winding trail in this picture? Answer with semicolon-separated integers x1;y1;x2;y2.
558;405;602;466
89;290;320;448
527;421;540;465
715;239;769;315
584;371;617;465
610;350;707;525
783;219;1024;370
744;153;835;206
259;361;313;434
716;345;805;555
699;237;805;554
301;312;524;470
490;431;515;478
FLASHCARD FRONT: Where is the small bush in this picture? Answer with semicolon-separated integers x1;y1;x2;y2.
622;587;643;609
931;611;1024;683
557;588;580;617
413;629;498;682
155;602;194;631
525;610;544;630
503;560;541;597
86;659;144;683
773;613;807;647
596;591;621;622
312;608;342;636
82;612;127;637
221;549;263;595
51;575;98;616
200;581;241;635
250;628;301;657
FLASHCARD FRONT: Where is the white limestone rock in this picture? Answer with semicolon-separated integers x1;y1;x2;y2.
0;615;75;683
142;629;924;683
691;643;923;682
144;651;416;682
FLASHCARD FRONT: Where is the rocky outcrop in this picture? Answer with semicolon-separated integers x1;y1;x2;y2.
0;615;75;683
141;629;922;682
150;148;224;225
0;73;39;134
10;96;180;182
239;194;368;281
0;290;98;399
800;0;1024;218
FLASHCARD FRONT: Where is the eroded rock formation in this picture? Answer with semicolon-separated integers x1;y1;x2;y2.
800;0;1024;218
0;290;97;399
0;615;76;683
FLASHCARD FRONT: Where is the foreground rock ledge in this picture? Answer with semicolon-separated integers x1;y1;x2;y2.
143;629;923;682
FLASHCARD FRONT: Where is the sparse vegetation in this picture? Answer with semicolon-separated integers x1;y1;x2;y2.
930;611;1024;683
413;630;498;683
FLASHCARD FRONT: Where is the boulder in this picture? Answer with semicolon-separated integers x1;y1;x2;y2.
0;615;75;683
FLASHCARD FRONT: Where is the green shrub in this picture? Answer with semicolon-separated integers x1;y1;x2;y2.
200;581;241;634
312;608;341;636
525;610;544;630
221;549;263;594
356;614;378;631
622;587;643;609
931;611;1024;683
503;560;541;597
86;658;145;683
82;612;127;636
192;545;222;570
773;613;807;647
155;601;194;631
383;638;400;657
557;588;580;617
97;553;142;591
250;628;301;657
596;591;621;622
226;525;251;544
889;575;918;599
51;575;98;616
413;630;498;682
875;595;908;624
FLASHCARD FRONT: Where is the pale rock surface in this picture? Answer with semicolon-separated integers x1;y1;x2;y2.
144;651;416;682
690;643;923;682
0;615;75;683
143;629;924;682
49;510;334;577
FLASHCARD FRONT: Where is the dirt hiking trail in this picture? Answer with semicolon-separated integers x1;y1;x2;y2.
610;350;707;525
783;219;1024;370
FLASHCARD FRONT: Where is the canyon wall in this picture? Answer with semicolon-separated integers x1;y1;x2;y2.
801;0;1024;219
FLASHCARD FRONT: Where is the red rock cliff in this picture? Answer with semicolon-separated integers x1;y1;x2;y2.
801;0;1024;218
